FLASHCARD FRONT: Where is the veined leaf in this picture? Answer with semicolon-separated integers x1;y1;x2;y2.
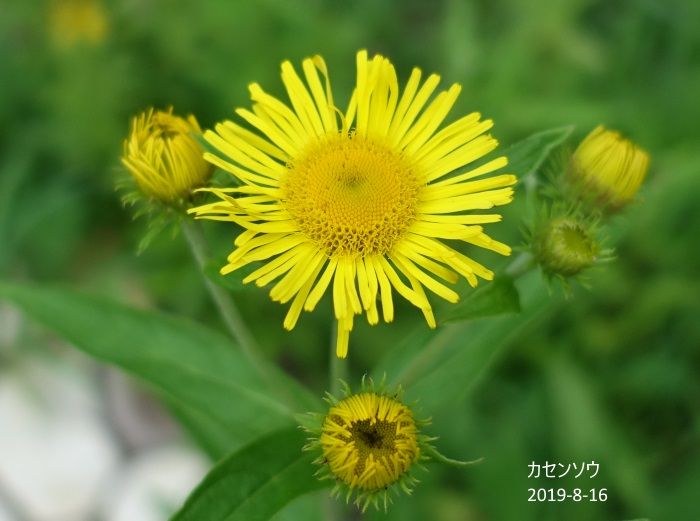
440;275;520;323
373;272;556;412
166;398;238;459
372;275;524;387
504;126;573;218
504;125;574;178
172;427;327;521
0;281;322;457
405;273;554;412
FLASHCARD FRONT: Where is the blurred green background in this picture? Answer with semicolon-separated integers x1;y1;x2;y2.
1;0;699;520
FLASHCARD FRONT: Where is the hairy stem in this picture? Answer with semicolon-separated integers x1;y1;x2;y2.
180;219;296;408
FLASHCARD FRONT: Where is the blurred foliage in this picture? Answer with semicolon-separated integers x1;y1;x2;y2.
2;0;699;519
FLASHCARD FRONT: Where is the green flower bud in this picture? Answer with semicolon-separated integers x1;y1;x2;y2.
532;216;599;277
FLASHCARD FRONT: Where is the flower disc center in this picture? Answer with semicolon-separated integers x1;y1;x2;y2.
282;135;421;257
351;419;394;451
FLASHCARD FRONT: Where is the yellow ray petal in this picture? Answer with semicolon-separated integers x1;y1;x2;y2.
283;256;325;330
281;60;325;137
305;257;337;311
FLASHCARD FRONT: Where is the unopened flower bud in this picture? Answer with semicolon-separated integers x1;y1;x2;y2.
302;378;431;512
533;216;599;277
121;108;212;204
569;125;649;211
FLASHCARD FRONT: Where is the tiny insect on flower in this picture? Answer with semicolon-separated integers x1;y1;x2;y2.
190;50;516;358
122;108;212;204
569;125;650;211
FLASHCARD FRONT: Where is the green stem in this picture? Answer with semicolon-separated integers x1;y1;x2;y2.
424;444;485;468
181;219;258;354
180;219;295;408
326;321;349;521
506;251;535;278
329;320;347;396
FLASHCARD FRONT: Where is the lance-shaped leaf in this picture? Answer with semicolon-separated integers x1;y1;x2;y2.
0;281;321;458
172;427;327;521
373;272;555;413
504;125;574;178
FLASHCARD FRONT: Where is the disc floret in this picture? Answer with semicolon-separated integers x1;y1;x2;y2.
283;134;421;257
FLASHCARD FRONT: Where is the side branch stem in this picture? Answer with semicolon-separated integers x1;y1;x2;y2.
180;219;295;407
423;444;485;468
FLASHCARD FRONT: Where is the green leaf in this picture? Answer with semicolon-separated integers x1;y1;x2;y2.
270;491;325;521
0;149;29;265
166;399;238;459
372;275;525;387
504;126;574;178
172;427;328;521
405;275;553;412
406;273;554;410
0;281;321;457
545;353;653;511
439;276;520;323
373;272;556;412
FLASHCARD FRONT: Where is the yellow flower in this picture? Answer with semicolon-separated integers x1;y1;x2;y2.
320;392;419;493
303;381;427;511
49;0;109;49
190;51;516;357
122;108;212;203
570;125;650;211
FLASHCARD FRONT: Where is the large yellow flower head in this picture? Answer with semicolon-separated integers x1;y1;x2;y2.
569;125;650;211
122;108;212;204
190;51;516;357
